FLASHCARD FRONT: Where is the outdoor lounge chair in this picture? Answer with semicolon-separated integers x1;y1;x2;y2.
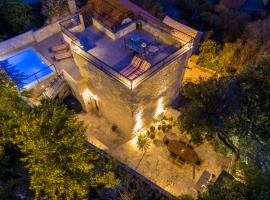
51;43;69;53
127;60;152;80
120;56;142;77
54;51;73;61
138;60;151;73
128;70;141;80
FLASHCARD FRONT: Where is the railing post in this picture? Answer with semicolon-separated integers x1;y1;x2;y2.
34;74;40;84
53;64;59;76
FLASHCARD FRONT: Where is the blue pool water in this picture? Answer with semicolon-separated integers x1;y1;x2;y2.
0;49;53;88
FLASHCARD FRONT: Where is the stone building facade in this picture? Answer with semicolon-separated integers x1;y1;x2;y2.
72;46;192;135
61;0;195;135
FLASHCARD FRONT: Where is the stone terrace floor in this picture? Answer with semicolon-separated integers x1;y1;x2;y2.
73;26;178;72
78;108;234;197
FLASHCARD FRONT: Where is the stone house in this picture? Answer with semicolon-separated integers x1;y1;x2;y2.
60;0;195;135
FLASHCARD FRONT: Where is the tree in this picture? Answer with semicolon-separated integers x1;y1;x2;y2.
14;100;119;199
41;0;69;21
0;0;33;33
179;57;270;199
136;133;150;169
199;17;270;75
197;40;222;72
0;68;31;199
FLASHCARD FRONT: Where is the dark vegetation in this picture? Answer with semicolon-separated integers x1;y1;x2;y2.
0;0;46;40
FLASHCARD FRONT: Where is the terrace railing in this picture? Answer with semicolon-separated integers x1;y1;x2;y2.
60;14;194;90
16;64;58;88
70;39;132;88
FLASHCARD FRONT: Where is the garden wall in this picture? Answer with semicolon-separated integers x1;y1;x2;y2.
33;21;62;42
0;20;63;57
0;31;35;56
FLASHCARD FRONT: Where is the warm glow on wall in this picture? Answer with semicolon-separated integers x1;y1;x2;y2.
155;98;164;116
82;89;97;100
134;111;143;132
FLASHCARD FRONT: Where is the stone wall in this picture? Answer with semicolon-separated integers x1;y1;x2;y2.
33;21;62;42
132;47;192;128
73;53;135;135
0;31;35;56
0;20;63;56
72;45;192;135
92;18;136;40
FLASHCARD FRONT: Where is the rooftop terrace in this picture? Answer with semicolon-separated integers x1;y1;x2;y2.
73;25;179;72
60;2;194;89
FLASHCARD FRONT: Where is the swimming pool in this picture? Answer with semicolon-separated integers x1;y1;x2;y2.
0;48;54;88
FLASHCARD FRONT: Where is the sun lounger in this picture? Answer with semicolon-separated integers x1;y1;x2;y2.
138;60;151;73
54;51;73;61
51;43;69;53
128;70;141;80
120;56;142;77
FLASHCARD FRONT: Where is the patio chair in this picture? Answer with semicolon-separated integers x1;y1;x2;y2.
120;56;142;77
51;43;69;53
54;51;73;61
138;60;151;73
127;70;141;80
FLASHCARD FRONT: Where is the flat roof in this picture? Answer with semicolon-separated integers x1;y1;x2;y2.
73;25;179;73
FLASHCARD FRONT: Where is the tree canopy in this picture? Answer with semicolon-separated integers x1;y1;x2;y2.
0;0;33;33
179;57;270;199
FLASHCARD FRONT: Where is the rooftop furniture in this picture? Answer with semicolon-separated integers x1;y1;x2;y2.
148;45;160;55
126;34;150;54
54;51;73;61
51;43;69;53
120;56;142;77
193;170;212;191
126;40;144;54
167;140;200;165
130;34;142;42
138;60;151;73
127;59;151;80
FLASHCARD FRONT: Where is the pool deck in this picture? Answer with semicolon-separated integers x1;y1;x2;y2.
1;32;82;98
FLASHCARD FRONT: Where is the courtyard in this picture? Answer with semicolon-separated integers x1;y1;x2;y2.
78;108;234;197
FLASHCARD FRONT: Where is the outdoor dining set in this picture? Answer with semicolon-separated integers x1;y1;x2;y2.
125;34;160;55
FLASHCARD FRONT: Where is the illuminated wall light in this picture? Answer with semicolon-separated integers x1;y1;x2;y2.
71;44;81;53
82;89;97;100
155;98;164;116
134;111;143;133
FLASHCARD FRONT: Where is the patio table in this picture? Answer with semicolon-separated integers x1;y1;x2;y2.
130;34;142;42
126;40;144;54
167;140;199;164
148;45;160;54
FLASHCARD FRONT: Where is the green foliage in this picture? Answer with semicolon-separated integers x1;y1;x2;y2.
0;68;29;143
137;133;150;152
0;0;33;33
180;56;270;146
179;57;270;199
41;0;69;20
155;113;176;133
197;40;223;73
198;17;270;75
0;69;31;199
14;100;119;199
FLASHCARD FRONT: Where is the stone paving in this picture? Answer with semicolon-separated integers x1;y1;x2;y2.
78;108;233;197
